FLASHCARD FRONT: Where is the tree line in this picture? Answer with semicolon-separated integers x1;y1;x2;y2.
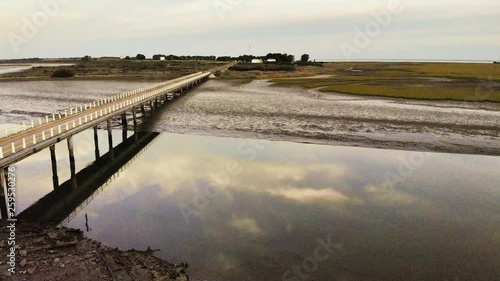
82;53;311;63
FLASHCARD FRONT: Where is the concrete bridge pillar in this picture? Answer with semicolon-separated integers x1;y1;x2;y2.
50;145;59;190
67;137;77;189
93;126;100;160
121;113;128;141
0;168;7;219
107;119;114;161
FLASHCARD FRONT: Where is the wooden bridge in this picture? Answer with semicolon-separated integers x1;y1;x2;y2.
0;71;210;218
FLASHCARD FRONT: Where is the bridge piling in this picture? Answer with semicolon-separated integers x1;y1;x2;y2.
50;145;59;190
0;168;7;219
67;137;77;189
140;104;146;116
122;113;128;141
93;126;100;160
107;119;114;161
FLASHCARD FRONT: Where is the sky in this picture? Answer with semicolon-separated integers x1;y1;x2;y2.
0;0;499;61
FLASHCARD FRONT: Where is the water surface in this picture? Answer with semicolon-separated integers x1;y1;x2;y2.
13;131;500;281
2;79;499;280
0;63;74;75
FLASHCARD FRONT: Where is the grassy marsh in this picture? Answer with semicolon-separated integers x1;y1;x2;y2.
266;62;500;102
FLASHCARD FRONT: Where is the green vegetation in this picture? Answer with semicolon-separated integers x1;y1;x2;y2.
320;84;496;102
301;54;310;63
267;62;500;102
1;59;227;81
51;68;75;78
229;63;296;72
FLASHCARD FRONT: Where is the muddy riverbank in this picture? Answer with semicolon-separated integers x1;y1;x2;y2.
150;78;500;156
0;222;190;281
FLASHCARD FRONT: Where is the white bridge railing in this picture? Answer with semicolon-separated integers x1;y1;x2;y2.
0;72;209;160
0;72;204;140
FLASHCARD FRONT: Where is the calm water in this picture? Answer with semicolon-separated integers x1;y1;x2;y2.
12;130;500;281
2;80;500;280
0;63;75;75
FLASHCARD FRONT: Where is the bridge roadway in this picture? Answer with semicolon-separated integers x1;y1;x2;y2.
0;71;210;168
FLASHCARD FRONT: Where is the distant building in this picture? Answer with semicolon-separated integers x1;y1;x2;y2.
266;58;277;63
153;54;167;61
251;58;263;64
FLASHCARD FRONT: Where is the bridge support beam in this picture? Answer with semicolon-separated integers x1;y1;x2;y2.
93;126;100;160
121;113;127;141
107;119;114;161
67;137;77;190
50;145;59;190
0;168;7;219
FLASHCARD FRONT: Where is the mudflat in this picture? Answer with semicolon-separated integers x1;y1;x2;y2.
151;78;500;156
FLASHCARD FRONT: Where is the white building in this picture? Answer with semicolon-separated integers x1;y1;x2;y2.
251;58;263;64
266;59;277;63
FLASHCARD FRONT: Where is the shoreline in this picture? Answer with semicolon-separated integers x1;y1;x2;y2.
149;78;500;157
0;221;191;281
0;75;179;83
164;127;500;157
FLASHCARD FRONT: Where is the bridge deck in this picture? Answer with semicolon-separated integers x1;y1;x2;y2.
0;71;209;167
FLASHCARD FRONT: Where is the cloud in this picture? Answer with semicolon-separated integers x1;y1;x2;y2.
230;217;264;235
267;187;350;203
0;0;499;59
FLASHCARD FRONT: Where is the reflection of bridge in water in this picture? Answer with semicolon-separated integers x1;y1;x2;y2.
18;131;160;225
0;71;210;219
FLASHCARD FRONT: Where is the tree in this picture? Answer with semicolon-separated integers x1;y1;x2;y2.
264;53;295;63
136;54;146;60
301;54;310;63
153;54;165;60
125;56;131;60
51;68;75;78
81;55;92;61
